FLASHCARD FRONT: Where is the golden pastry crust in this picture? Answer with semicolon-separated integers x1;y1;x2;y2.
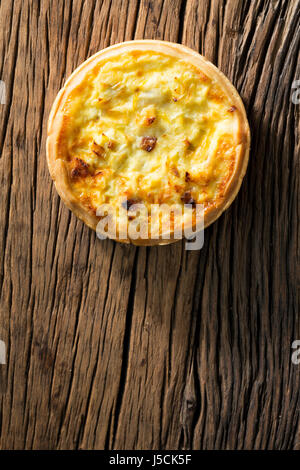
47;40;250;245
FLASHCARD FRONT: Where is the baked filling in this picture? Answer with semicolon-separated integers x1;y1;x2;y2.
47;42;250;244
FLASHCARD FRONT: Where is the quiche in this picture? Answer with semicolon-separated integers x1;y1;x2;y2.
47;40;250;245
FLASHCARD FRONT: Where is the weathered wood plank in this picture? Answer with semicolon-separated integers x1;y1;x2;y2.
0;0;299;450
183;0;300;450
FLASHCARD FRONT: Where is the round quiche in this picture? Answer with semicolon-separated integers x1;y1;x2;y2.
47;40;250;245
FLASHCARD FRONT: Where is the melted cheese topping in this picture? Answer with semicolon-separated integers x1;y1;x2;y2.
58;50;239;222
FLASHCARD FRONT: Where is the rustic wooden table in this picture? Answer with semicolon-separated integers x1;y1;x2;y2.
0;0;299;450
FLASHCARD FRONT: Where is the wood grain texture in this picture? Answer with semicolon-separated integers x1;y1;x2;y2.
0;0;299;450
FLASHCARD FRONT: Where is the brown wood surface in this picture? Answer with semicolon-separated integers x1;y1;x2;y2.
0;0;299;450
